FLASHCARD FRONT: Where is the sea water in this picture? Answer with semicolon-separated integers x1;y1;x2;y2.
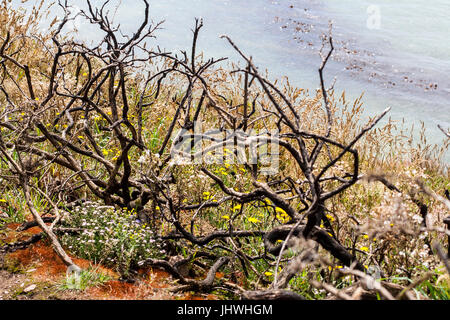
13;0;450;161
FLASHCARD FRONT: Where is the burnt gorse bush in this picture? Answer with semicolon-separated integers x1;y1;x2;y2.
0;0;448;300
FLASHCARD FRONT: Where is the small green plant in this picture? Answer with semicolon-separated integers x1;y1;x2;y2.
0;191;28;225
60;201;166;277
413;271;450;300
2;255;26;274
60;266;113;291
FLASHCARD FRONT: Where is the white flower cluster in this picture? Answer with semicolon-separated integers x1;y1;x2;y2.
60;201;165;276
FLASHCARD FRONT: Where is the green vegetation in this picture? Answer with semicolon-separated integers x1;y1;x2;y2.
59;265;113;291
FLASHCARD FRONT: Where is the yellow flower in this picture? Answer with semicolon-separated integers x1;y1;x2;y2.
248;217;260;224
275;207;291;223
35;97;39;101
264;271;273;276
215;167;228;176
360;246;369;252
363;235;369;239
277;213;291;223
78;136;84;140
155;206;160;211
328;265;343;271
221;215;230;220
264;198;272;206
326;214;335;222
239;168;246;173
0;199;7;202
82;72;88;76
203;191;210;200
232;204;242;212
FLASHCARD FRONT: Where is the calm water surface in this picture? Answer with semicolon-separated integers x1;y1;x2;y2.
14;0;450;160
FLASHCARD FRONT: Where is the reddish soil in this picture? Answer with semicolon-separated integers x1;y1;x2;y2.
6;241;117;281
0;223;217;300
